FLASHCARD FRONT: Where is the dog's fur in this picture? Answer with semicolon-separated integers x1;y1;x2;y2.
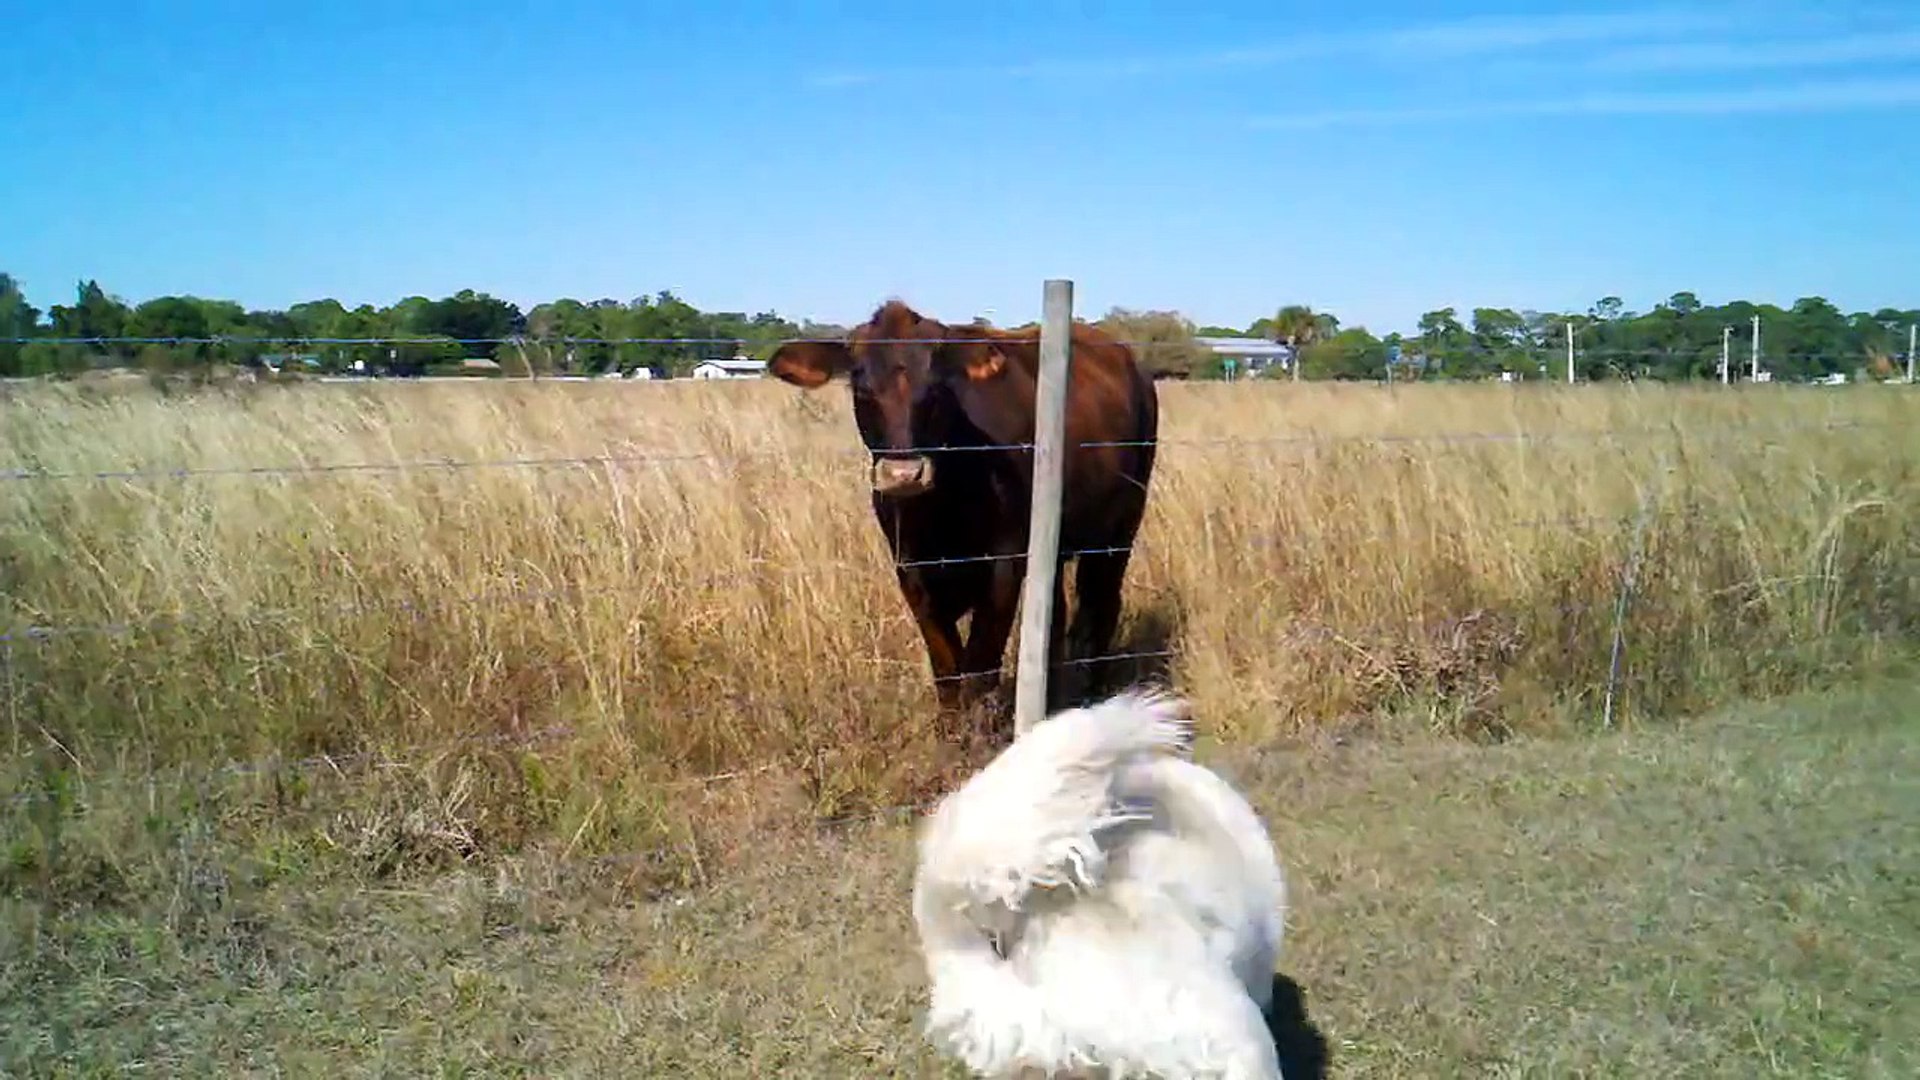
911;688;1288;1079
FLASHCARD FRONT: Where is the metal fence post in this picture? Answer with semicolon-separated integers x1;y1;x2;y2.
1015;279;1074;737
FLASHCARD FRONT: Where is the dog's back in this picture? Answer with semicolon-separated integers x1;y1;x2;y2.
913;689;1287;1079
1097;751;1287;1010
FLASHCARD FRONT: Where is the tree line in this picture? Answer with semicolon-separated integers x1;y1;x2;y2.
2;273;1914;383
1146;295;1916;383
0;275;837;379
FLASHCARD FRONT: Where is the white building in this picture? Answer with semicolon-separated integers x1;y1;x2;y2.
689;357;768;380
1194;336;1294;379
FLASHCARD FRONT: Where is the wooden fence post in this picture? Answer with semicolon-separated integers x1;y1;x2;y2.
1014;278;1074;737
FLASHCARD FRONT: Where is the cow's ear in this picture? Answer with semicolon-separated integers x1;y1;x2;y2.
768;341;851;389
942;339;1012;383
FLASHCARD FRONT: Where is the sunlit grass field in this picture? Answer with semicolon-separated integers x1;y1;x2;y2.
2;374;1915;874
4;373;1916;1075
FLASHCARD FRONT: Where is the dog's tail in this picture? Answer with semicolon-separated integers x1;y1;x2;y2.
915;687;1194;926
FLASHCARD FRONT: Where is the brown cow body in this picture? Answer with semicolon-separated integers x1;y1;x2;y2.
767;300;1159;728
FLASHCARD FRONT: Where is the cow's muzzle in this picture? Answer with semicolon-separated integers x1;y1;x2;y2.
872;455;934;497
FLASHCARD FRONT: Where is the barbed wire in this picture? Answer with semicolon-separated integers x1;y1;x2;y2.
3;589;1629;812
1;724;576;809
0;448;745;483
0;503;1711;647
4;334;1913;362
7;613;1857;866
15;583;1851;839
0;534;1701;821
0;718;793;811
0;416;1893;485
1;413;1901;829
799;638;1882;838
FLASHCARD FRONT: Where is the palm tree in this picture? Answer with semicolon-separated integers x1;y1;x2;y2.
1269;304;1324;381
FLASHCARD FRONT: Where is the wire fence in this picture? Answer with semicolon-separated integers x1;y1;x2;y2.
0;582;1635;813
0;499;1650;647
4;332;1915;392
0;415;1896;647
0;410;1887;645
3;399;1911;832
4;333;1914;360
0;416;1890;485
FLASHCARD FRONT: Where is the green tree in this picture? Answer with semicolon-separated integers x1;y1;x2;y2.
16;273;1917;386
1096;308;1214;379
1299;327;1388;380
1414;307;1473;377
419;290;523;359
1775;296;1850;379
524;298;604;373
0;273;41;376
1470;307;1533;375
47;280;129;366
1265;304;1328;381
624;290;725;376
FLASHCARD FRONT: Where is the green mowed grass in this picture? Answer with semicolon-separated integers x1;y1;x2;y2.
6;678;1918;1078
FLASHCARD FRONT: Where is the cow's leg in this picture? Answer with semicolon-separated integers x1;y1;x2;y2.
1068;548;1135;701
956;558;1026;739
897;570;969;711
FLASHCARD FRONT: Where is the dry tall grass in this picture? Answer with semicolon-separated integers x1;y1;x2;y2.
3;376;1916;874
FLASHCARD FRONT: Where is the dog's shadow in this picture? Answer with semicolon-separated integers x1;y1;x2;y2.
1265;972;1332;1079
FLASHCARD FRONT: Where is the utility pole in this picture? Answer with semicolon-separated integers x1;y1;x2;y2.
1720;325;1731;385
1750;314;1761;382
1566;321;1575;385
1909;323;1916;384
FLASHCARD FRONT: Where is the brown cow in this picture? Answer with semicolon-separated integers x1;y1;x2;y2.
766;300;1160;730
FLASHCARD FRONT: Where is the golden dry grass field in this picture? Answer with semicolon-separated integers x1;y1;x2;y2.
2;374;1918;1075
3;375;1917;860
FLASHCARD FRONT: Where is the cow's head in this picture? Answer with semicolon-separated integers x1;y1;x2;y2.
766;301;1021;499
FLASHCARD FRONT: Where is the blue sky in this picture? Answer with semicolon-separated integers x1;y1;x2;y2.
5;0;1918;335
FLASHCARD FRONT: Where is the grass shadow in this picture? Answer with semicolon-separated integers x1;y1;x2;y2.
1266;971;1331;1080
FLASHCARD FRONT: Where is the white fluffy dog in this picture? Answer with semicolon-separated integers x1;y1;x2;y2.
910;688;1288;1079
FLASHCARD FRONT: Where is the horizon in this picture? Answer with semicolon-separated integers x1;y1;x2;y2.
6;1;1919;337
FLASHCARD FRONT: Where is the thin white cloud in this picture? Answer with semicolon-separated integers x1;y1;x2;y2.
1246;76;1920;130
1583;30;1920;73
804;6;1756;88
1372;8;1735;57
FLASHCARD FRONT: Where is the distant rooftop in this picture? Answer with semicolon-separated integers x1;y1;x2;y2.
1195;336;1292;358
